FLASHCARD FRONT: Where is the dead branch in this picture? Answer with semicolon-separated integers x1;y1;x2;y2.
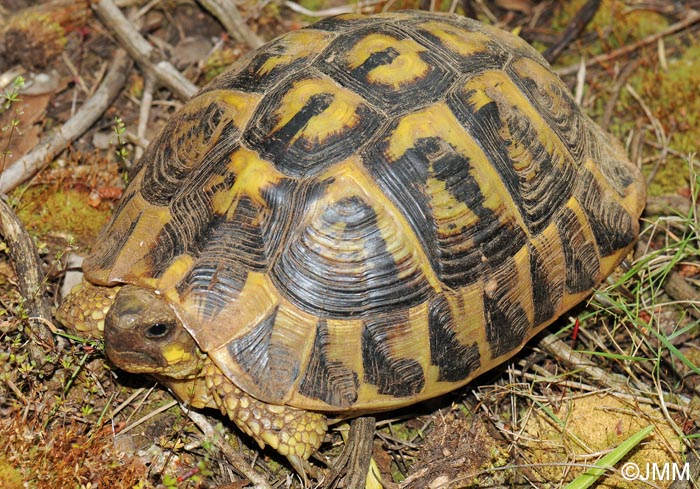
325;417;376;489
0;50;131;194
0;197;54;369
197;0;263;49
92;0;198;101
555;11;700;77
543;0;601;64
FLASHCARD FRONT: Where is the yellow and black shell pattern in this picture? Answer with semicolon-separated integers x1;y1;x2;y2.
84;11;646;413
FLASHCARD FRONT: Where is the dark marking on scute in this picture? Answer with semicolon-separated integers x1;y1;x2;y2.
410;24;509;73
364;135;437;274
353;47;400;79
298;320;359;407
483;264;532;358
429;137;528;287
209;41;316;93
308;14;379;32
556;207;601;294
575;168;636;257
428;294;481;382
512;73;589;163
244;75;384;178
501;108;577;235
145;150;235;278
315;24;454;114
367;131;528;290
178;176;297;315
280;92;334;136
586;129;641;197
227;307;298;401
448;90;577;236
604;161;638;192
447;95;522;203
528;245;561;325
273;194;432;318
177;197;269;318
140;109;236;206
361;314;425;397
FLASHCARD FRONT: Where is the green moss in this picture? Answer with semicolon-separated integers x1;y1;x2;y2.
618;45;700;196
0;459;22;489
551;0;668;65
14;187;110;248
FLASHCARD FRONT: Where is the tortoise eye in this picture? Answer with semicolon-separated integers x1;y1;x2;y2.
145;322;171;339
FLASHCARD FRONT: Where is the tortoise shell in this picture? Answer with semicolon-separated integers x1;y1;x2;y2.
84;10;646;413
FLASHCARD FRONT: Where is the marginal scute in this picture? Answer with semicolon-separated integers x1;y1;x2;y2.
298;320;359;407
483;248;534;359
556;201;603;295
362;312;426;397
575;166;638;257
528;226;566;325
224;305;305;402
428;293;481;382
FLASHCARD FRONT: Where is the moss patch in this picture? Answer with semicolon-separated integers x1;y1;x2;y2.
0;459;22;489
522;393;683;487
14;187;110;248
625;45;700;196
549;0;668;60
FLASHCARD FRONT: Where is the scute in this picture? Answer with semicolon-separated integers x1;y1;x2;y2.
85;10;646;412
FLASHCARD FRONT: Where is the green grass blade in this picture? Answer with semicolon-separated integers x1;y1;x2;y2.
563;425;654;489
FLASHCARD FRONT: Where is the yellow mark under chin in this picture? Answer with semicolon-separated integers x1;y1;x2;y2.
162;344;191;365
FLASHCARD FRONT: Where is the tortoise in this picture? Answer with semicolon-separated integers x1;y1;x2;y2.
57;9;646;476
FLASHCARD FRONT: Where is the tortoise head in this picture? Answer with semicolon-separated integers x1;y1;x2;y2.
104;285;203;379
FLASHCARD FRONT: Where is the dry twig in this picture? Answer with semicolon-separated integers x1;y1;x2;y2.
0;198;54;368
0;49;131;194
324;417;377;489
92;0;197;101
543;0;601;64
555;11;700;77
197;0;263;49
185;408;272;489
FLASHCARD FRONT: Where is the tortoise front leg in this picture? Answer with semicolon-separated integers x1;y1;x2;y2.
204;361;327;476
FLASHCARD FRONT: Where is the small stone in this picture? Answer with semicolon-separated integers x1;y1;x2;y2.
429;476;450;489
